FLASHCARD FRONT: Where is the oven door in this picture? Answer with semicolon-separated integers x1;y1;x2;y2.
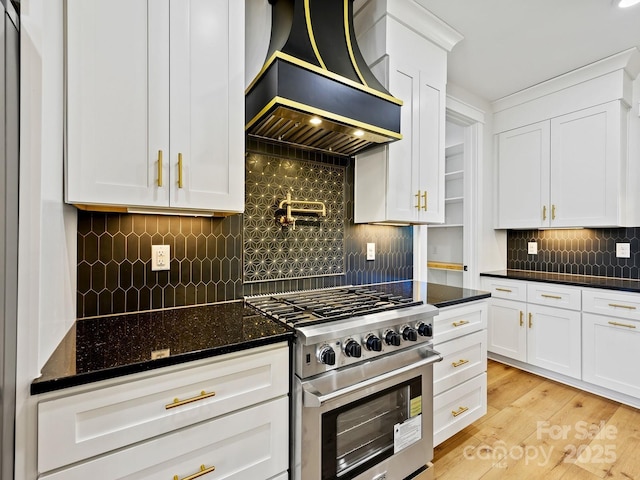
294;346;441;480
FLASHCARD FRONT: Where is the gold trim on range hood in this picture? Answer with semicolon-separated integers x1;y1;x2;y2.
245;0;403;157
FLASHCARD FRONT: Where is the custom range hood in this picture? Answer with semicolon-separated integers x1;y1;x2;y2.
246;0;402;156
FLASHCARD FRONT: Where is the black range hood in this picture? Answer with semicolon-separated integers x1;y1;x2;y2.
246;0;402;156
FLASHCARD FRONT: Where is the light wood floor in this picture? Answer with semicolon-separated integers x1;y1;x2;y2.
418;360;640;480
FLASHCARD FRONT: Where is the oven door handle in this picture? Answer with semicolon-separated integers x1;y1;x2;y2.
302;349;442;408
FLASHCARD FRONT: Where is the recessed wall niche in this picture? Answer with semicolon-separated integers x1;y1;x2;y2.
244;153;346;282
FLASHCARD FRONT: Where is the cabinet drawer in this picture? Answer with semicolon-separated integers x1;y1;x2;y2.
434;301;487;343
433;373;487;446
582;289;640;321
527;283;581;310
482;278;526;301
434;330;487;395
40;396;289;480
38;344;289;473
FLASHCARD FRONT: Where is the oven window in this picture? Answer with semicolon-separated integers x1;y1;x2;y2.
321;376;422;480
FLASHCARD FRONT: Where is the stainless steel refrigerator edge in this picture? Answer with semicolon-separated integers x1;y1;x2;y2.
1;0;19;478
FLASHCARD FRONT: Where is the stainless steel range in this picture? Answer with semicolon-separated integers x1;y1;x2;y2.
247;286;441;480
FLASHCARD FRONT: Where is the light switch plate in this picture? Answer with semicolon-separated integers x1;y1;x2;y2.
528;242;538;255
616;243;631;258
366;243;375;261
152;244;171;271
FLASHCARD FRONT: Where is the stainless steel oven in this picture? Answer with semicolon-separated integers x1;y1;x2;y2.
295;344;440;480
246;285;441;480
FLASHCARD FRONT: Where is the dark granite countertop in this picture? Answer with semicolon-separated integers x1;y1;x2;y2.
31;282;489;395
480;270;640;293
31;301;294;395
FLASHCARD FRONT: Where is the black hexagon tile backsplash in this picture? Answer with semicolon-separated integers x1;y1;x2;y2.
508;228;640;278
76;139;414;318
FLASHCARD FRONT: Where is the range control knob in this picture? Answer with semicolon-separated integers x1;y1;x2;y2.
365;334;383;352
402;326;418;342
344;339;362;358
318;345;336;365
417;322;433;337
384;330;401;347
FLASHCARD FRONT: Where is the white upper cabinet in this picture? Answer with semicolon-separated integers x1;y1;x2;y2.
493;48;640;229
65;0;244;214
497;102;625;228
352;0;462;224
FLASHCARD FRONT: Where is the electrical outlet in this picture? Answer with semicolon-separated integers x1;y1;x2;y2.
366;243;375;261
528;242;538;255
616;243;631;258
152;244;171;271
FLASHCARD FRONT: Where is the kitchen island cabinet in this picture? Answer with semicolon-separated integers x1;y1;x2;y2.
65;0;244;215
352;0;462;225
37;343;289;480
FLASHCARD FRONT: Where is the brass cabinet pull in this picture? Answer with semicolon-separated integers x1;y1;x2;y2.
165;390;216;410
541;294;562;300
177;153;184;188
552;204;556;220
608;321;636;329
422;191;428;211
452;359;469;368
173;465;216;480
157;150;163;187
452;320;469;327
496;288;512;293
542;205;547;221
415;190;421;209
452;406;469;417
519;311;524;327
608;303;637;310
528;312;533;328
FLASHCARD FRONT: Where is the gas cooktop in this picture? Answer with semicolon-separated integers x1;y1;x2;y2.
245;286;423;327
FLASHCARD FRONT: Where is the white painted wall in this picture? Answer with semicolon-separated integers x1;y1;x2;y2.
245;0;270;88
16;0;76;477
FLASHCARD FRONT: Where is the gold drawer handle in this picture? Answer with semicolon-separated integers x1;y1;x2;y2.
415;190;421;209
519;311;524;327
166;390;216;410
495;288;512;293
452;359;469;368
541;294;562;300
422;191;428;211
608;321;636;329
452;406;469;417
608;303;636;310
157;150;163;187
174;464;216;480
542;205;547;221
528;312;533;329
452;320;469;327
552;204;556;220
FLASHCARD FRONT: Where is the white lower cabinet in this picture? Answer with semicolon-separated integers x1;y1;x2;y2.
37;343;289;480
483;277;640;407
484;279;581;379
433;301;488;446
582;289;640;399
40;397;288;480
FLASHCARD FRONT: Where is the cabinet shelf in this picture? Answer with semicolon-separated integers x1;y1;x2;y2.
429;223;463;228
445;196;464;204
445;170;464;180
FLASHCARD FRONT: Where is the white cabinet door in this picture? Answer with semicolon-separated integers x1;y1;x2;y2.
550;102;622;227
169;0;244;212
65;0;170;208
527;304;581;379
487;298;527;362
66;0;243;213
583;313;640;398
496;121;550;228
